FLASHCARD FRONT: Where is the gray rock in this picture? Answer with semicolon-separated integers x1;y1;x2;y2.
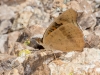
8;31;21;54
0;20;12;34
95;0;100;4
0;34;8;53
0;5;15;20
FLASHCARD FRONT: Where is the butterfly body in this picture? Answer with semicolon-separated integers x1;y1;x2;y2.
42;8;85;52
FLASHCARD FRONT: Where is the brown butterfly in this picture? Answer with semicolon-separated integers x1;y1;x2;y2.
40;8;85;52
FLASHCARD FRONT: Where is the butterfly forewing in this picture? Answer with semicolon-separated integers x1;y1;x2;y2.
42;8;85;52
43;8;78;39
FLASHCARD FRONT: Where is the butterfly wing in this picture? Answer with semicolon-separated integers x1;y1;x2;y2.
43;8;78;39
42;8;84;52
43;23;84;52
55;8;78;26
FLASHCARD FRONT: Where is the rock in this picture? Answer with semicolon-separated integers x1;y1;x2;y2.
42;12;50;23
66;1;83;11
31;64;50;75
0;54;22;75
23;50;61;75
28;25;45;37
94;11;100;17
95;25;100;37
8;31;21;54
83;30;90;36
78;0;94;13
48;48;100;75
14;42;34;55
95;0;100;4
28;8;45;26
17;25;44;40
65;0;96;31
78;14;96;30
0;34;8;53
16;25;45;44
53;0;65;9
85;32;100;48
12;6;33;30
0;54;14;61
7;69;19;75
76;0;96;30
0;0;26;6
0;5;15;20
0;20;12;34
51;11;59;18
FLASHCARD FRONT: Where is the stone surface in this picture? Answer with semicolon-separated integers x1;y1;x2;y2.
49;48;100;75
0;20;12;34
8;31;21;54
0;34;8;53
0;5;15;20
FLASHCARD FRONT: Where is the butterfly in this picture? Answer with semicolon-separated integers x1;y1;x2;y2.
39;8;85;52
